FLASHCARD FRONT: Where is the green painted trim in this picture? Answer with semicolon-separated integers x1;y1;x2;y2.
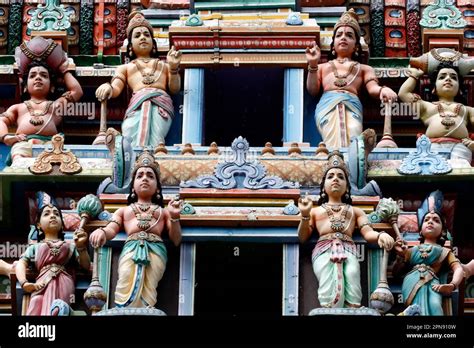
97;247;112;309
0;56;15;65
149;19;174;27
310;17;338;25
367;248;382;295
368;58;410;68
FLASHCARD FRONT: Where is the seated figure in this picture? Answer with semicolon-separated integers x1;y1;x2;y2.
0;61;83;163
398;62;474;163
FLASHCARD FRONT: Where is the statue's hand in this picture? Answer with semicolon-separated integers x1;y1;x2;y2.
23;282;45;293
89;228;107;248
378;232;395;250
298;196;313;218
305;41;320;67
3;134;26;146
73;229;88;249
96;83;113;101
406;67;424;80
167;46;182;70
432;283;455;296
462;138;474;151
167;199;183;219
380;86;398;103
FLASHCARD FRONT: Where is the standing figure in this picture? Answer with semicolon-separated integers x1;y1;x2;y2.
306;9;397;148
394;193;464;315
298;151;394;308
89;150;182;308
0;61;83;163
398;62;474;163
95;11;182;148
15;204;90;315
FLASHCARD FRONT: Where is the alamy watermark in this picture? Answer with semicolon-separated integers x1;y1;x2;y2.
56;102;95;120
380;102;420;120
0;241;27;258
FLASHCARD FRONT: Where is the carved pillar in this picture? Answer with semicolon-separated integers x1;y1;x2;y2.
458;0;474;55
116;0;129;51
62;0;81;54
407;0;422;57
178;242;196;315
349;0;371;46
283;68;304;144
182;68;204;145
282;243;299;316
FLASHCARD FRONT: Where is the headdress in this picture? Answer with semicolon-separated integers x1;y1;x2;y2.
334;8;361;36
133;150;160;176
417;190;444;230
127;11;154;38
323;150;349;178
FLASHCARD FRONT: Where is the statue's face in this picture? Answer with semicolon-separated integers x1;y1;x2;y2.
420;212;443;240
38;205;62;234
131;26;153;57
333;26;356;56
324;168;347;197
435;68;459;98
133;167;158;198
27;66;51;98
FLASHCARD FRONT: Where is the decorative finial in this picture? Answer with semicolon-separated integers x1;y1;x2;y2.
261;142;275;156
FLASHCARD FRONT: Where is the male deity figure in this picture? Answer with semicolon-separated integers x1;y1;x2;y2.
89;150;182;308
0;61;83;162
305;9;397;148
95;11;182;148
298;151;394;308
399;62;474;163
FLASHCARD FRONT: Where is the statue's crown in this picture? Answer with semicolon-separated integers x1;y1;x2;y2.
323;150;349;177
127;11;154;38
334;8;361;36
134;150;160;175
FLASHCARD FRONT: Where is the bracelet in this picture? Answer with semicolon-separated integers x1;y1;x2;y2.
405;70;420;81
377;231;386;241
169;67;180;75
378;85;386;97
449;282;457;290
170;217;180;223
0;134;8;142
107;218;120;228
99;227;107;238
359;221;372;229
105;82;113;92
19;279;27;288
301;215;310;221
365;76;379;86
308;65;318;73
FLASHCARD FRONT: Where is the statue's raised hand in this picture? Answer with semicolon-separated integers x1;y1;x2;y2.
168;199;183;219
167;46;182;71
298;196;313;218
305;41;321;67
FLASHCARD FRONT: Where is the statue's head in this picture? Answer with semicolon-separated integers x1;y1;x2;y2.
329;9;362;62
35;203;65;241
126;11;159;60
419;210;448;246
21;60;56;101
430;62;465;103
318;151;352;205
128;150;163;206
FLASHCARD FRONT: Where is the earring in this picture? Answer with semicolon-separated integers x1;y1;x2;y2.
321;192;327;200
152;47;156;55
331;49;335;56
128;48;133;57
344;192;350;200
23;87;27;93
130;191;136;200
156;192;161;200
355;51;359;57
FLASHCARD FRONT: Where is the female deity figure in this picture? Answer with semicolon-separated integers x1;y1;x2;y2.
306;9;397;149
398;62;474;163
0;61;83;163
15;204;90;315
89;150;182;308
298;151;394;308
394;192;464;316
95;11;182;148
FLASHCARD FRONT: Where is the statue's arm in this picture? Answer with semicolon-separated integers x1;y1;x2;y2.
165;203;182;247
356;207;394;250
110;65;127;98
297;198;315;243
398;68;428;118
0;105;20;144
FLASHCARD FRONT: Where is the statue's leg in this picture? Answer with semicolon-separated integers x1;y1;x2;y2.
346;111;363;146
342;253;362;308
313;251;344;308
141;252;166;307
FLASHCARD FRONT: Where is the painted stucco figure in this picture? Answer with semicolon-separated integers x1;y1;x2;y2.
297;151;394;308
306;9;397;149
89;150;182;308
398;62;474;163
95;11;181;148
